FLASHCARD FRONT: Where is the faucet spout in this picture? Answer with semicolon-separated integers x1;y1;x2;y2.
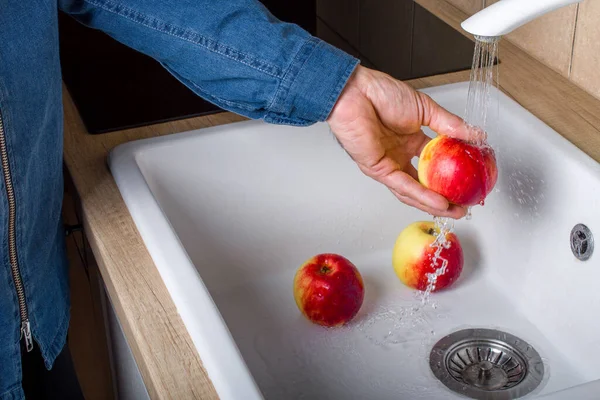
461;0;583;38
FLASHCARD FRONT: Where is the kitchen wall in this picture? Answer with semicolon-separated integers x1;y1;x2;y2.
446;0;600;101
316;0;475;81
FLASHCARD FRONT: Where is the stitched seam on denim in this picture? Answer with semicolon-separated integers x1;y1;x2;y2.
264;37;313;113
264;115;311;126
0;386;23;400
83;0;283;78
265;37;319;121
0;102;24;338
0;103;11;297
318;57;359;121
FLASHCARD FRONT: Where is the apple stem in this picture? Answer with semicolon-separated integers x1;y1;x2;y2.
320;266;331;274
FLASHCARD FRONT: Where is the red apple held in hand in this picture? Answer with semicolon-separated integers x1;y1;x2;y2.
392;221;463;292
418;136;498;207
293;253;365;327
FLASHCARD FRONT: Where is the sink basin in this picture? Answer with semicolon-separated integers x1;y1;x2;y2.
109;81;600;400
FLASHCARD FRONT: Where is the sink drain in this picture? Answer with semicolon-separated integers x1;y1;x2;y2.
571;223;594;261
430;329;544;399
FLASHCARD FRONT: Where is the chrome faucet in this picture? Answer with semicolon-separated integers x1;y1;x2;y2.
461;0;583;39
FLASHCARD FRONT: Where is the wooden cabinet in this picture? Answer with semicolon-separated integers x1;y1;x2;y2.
64;169;152;399
317;0;360;49
359;0;414;80
316;18;359;57
63;169;115;400
411;4;476;77
316;0;474;80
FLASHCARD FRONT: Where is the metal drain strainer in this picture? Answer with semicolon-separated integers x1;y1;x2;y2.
430;329;545;399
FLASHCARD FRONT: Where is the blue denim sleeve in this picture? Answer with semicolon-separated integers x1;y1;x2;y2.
58;0;360;126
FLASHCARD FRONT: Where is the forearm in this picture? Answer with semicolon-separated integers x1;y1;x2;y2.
59;0;359;125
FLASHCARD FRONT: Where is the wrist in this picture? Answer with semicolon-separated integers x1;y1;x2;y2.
327;65;371;126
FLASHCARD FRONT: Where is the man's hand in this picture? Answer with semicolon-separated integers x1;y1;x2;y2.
327;66;479;219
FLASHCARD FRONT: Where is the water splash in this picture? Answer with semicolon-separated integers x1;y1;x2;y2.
464;36;499;144
416;37;498;306
355;303;435;347
418;217;454;305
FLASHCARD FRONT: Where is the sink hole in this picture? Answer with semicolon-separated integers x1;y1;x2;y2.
430;328;544;399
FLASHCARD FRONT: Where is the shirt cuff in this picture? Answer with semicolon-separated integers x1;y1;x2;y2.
264;36;360;126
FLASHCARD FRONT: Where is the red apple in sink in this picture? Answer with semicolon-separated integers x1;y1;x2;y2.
392;221;463;292
418;136;498;207
293;253;365;327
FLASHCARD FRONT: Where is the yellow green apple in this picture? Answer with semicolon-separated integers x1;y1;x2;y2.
392;221;464;291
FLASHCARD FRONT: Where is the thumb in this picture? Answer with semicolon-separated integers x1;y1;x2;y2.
417;92;485;143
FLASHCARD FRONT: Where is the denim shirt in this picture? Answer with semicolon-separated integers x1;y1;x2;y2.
0;1;358;398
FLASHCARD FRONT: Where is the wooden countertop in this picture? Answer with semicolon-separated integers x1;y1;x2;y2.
62;1;600;399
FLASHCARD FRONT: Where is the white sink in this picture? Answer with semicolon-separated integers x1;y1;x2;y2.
109;82;600;400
